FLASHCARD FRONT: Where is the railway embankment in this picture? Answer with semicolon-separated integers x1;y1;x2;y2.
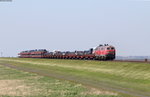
0;58;150;97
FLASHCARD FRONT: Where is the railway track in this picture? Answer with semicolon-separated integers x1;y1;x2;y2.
113;59;150;63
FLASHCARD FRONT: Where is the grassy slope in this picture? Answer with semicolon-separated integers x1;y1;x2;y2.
0;62;118;97
0;58;150;97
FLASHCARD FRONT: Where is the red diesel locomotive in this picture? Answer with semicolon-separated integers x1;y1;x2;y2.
19;44;116;60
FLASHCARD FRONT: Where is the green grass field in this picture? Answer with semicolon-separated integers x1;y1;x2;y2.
0;58;149;97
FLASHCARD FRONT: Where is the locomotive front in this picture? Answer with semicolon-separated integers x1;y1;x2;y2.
105;45;116;60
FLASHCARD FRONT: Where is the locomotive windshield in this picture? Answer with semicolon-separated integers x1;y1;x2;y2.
107;47;115;50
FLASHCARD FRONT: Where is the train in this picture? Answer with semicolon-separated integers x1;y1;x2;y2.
19;44;116;60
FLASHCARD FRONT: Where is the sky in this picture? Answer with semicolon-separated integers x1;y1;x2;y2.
0;0;150;57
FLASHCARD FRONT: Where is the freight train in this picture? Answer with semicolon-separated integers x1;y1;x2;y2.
19;44;116;60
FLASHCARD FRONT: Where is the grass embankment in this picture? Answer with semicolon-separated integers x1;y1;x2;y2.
0;58;149;97
0;60;117;97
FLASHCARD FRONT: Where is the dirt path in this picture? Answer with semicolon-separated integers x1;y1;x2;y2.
0;63;149;97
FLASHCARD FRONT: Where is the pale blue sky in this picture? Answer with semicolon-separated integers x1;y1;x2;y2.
0;0;150;57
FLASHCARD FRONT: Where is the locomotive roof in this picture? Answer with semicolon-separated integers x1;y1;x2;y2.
97;44;115;48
